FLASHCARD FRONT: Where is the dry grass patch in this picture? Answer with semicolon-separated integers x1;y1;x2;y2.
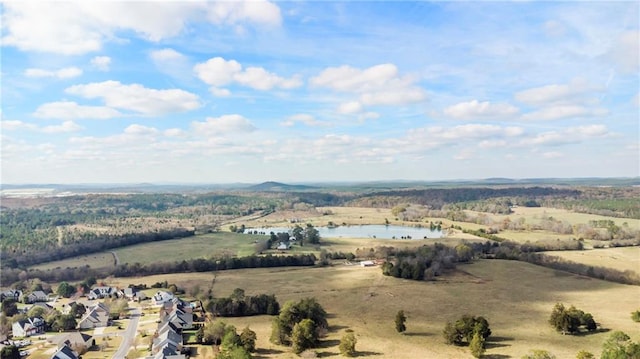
544;246;640;276
105;260;640;359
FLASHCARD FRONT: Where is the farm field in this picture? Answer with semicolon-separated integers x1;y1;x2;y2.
480;206;640;229
544;246;640;277
30;252;115;271
107;260;640;359
28;232;266;271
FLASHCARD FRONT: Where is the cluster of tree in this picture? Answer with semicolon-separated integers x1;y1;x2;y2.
205;288;280;317
196;320;256;357
348;187;581;210
1;253;318;287
521;330;640;359
112;253;317;278
270;298;328;354
443;315;491;358
2;228;195;268
381;243;473;280
549;303;597;334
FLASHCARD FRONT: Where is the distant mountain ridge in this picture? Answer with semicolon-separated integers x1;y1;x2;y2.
246;181;317;191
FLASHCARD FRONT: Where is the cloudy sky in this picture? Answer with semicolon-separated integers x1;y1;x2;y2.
1;1;638;184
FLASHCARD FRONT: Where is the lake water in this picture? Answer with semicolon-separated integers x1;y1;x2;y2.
244;224;444;239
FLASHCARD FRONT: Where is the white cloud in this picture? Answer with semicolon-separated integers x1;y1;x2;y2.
280;114;327;127
191;115;256;136
1;119;82;133
443;100;519;120
520;124;609;146
1;1;282;55
34;101;122;120
206;0;281;27
24;67;82;79
608;30;639;74
520;105;608;121
150;48;185;62
65;81;201;116
310;63;426;110
2;120;37;131
337;101;363;114
194;57;302;93
514;79;597;106
164;128;188;137
124;124;160;136
90;56;111;71
453;149;475;161
41;121;83;133
542;151;564;159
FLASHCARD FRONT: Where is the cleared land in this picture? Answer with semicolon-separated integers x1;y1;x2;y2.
481;206;640;229
107;260;640;359
544;246;640;276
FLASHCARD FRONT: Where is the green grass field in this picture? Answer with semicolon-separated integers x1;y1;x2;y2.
106;260;640;359
29;232;265;271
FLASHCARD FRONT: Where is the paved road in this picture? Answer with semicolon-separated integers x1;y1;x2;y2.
112;307;141;359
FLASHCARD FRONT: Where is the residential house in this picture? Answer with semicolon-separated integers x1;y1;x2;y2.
0;289;22;302
77;303;109;329
152;291;174;306
360;260;376;267
120;287;148;301
51;344;79;359
12;317;45;337
87;286;116;300
277;242;291;250
25;291;49;303
159;298;193;330
48;331;94;350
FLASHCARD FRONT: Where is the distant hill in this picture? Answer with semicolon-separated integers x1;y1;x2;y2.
246;181;317;192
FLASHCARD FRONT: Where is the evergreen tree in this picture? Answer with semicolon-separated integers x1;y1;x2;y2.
291;319;317;354
395;310;407;333
240;326;257;352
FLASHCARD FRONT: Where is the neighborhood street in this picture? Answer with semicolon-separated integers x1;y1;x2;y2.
112;307;141;359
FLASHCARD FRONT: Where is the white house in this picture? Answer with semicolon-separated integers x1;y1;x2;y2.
152;291;175;306
25;291;49;303
12;317;45;337
277;242;291;250
87;286;115;300
360;260;375;267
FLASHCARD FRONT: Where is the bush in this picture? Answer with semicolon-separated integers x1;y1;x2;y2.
339;332;357;357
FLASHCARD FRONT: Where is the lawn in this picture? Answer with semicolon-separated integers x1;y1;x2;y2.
106;260;640;359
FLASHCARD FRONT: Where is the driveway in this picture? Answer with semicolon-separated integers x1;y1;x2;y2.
112;307;141;359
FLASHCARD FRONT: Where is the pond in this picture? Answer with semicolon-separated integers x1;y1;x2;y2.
244;224;444;239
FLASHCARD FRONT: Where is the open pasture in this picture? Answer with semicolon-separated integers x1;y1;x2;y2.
30;252;115;271
108;260;640;359
544;246;640;277
485;206;640;228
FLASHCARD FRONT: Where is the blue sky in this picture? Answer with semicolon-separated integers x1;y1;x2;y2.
1;1;638;184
